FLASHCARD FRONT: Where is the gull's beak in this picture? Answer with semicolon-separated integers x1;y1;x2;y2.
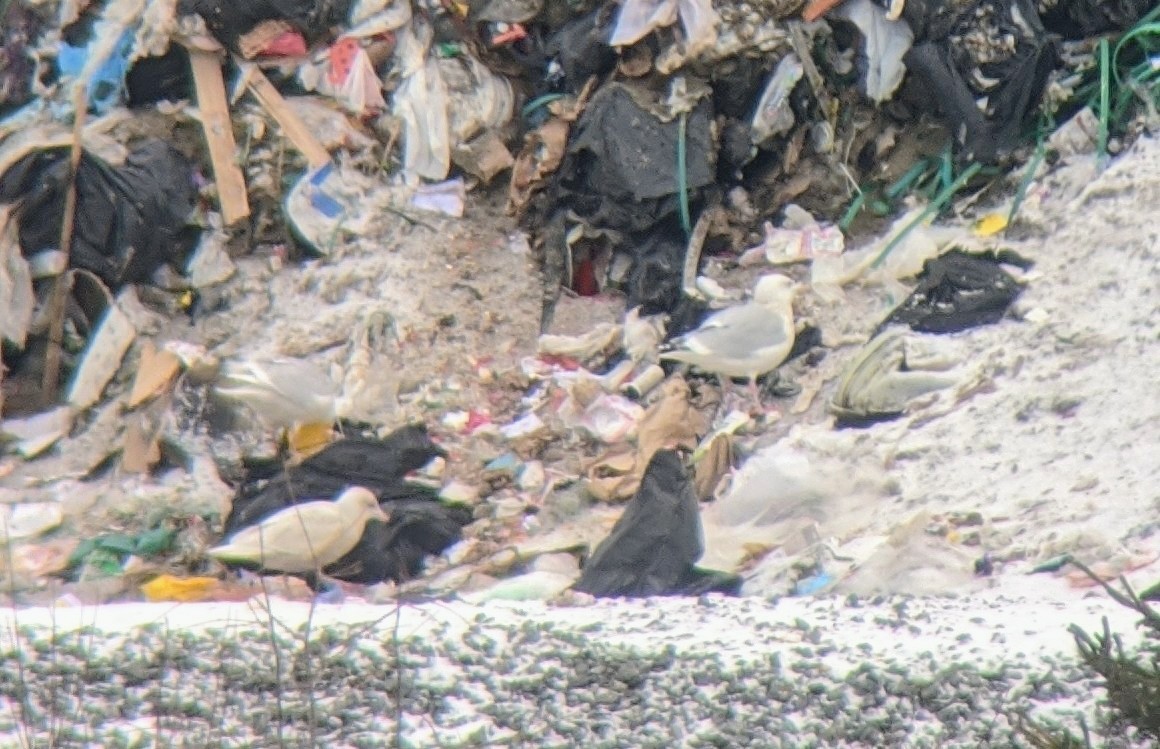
374;505;390;523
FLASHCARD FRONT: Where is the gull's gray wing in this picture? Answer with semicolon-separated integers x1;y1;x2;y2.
676;303;790;360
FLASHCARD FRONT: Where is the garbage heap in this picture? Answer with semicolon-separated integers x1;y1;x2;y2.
0;0;1156;604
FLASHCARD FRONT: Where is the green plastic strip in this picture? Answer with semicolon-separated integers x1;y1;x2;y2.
870;162;981;270
677;112;692;237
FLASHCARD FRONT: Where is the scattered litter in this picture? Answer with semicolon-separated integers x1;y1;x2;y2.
830;0;913;103
127;342;183;408
0;406;72;458
740;216;845;267
68;526;178;580
66;289;137;411
751;54;804;144
0;207;34;348
0;0;1152;613
586;377;705;502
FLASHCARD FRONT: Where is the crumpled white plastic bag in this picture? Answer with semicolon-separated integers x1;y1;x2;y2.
392;21;451;183
609;0;717;56
832;0;913;103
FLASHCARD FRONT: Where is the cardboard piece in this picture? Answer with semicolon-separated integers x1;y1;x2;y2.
128;341;182;408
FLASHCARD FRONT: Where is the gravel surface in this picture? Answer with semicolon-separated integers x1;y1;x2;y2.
0;585;1147;748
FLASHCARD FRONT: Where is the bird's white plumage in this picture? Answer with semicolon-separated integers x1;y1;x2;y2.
623;306;668;364
659;274;799;381
215;357;341;428
208;487;387;573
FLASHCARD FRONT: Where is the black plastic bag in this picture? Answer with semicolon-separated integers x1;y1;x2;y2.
0;140;198;287
564;82;716;216
544;8;618;94
573;450;740;598
544;81;718;314
224;424;448;532
887;0;1059;162
324;495;474;584
1037;0;1154;38
126;46;193;107
223;424;471;586
875;248;1032;335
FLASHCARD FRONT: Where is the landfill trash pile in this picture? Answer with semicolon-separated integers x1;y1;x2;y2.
0;0;1156;674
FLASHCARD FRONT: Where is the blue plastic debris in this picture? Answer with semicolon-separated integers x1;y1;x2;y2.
57;28;135;114
793;571;835;596
308;163;344;218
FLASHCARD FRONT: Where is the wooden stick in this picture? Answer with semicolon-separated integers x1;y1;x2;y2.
189;48;251;225
39;83;88;406
239;62;332;169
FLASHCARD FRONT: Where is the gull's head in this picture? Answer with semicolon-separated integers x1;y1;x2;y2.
338;486;389;523
752;274;799;304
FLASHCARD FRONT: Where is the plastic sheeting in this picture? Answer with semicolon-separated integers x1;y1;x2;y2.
0;139;197;287
222;425;470;585
573;450;740;598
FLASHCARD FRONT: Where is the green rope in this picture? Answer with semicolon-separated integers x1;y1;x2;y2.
885;159;933;201
521;94;566;120
870;162;981;270
838;189;867;231
1007;138;1046;226
676;111;692;237
1098;38;1111;160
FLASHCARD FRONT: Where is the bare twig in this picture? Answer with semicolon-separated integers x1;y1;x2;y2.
257;575;289;749
40;83;89;405
394;601;403;749
3;526;35;749
1068;558;1160;626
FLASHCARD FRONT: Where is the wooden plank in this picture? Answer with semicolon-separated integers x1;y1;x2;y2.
240;62;332;169
188;49;250;226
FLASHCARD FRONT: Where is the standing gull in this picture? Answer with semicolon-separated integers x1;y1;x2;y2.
208;487;388;574
660;274;800;408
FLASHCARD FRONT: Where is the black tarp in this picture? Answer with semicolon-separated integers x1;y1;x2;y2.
875;248;1032;335
178;0;354;53
223;424;473;586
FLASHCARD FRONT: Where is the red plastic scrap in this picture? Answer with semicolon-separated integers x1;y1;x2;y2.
465;410;493;433
572;256;599;296
490;23;527;46
537;354;582;371
262;31;307;57
329;37;361;85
